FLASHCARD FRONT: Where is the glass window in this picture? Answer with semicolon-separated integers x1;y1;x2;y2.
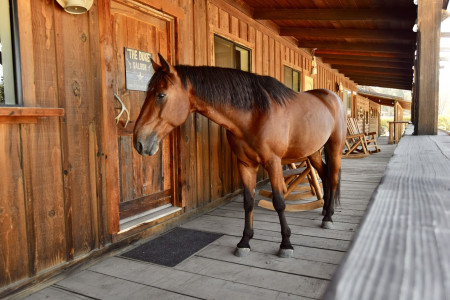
214;35;251;71
0;0;21;106
343;90;352;116
283;66;301;92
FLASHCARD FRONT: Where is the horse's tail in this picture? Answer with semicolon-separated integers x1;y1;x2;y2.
323;145;341;208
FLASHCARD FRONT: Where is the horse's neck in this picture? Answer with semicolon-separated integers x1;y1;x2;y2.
191;98;245;137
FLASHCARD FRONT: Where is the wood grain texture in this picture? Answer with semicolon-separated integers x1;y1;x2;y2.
0;125;29;286
324;132;450;300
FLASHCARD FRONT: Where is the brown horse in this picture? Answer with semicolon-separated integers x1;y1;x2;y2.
133;54;346;258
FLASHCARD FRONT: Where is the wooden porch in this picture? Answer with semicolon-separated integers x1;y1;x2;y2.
20;138;396;299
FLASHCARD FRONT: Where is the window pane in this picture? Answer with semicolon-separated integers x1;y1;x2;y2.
0;0;16;105
293;71;299;92
344;90;352;116
214;36;234;68
284;66;293;89
235;46;250;72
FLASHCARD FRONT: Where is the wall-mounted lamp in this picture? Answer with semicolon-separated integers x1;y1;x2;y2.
412;19;418;32
311;48;317;75
56;0;93;14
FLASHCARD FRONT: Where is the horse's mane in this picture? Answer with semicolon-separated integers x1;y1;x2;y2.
172;65;297;111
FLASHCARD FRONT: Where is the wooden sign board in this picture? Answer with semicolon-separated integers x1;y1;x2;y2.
124;47;154;91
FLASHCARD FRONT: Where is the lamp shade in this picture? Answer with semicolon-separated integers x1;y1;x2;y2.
56;0;93;14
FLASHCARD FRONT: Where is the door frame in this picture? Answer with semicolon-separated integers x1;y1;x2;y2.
98;0;182;235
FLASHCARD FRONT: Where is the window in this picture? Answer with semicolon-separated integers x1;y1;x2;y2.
343;90;352;116
283;66;301;92
214;35;251;71
0;0;22;106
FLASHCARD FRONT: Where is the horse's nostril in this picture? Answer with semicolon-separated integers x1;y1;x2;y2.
136;141;143;154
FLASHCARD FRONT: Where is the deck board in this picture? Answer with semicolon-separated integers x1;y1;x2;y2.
24;137;396;300
324;134;450;300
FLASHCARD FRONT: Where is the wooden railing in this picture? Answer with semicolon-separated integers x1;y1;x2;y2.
388;121;409;144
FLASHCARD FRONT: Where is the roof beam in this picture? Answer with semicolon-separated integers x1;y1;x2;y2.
346;72;413;80
253;8;417;21
349;76;412;85
355;81;412;89
347;77;413;86
323;58;413;69
298;41;415;54
318;53;414;63
280;28;416;41
332;65;413;76
315;49;415;59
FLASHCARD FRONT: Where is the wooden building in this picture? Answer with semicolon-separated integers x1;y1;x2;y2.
0;0;443;295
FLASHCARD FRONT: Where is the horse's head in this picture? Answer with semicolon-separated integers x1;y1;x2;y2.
133;54;191;156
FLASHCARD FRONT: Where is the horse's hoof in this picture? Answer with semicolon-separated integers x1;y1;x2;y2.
321;221;333;229
234;247;250;257
278;248;294;258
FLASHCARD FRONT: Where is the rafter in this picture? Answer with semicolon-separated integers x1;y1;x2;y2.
348;76;412;84
317;53;414;63
315;49;415;59
323;58;413;70
354;81;412;89
281;28;416;41
332;65;413;76
253;8;416;21
298;41;415;54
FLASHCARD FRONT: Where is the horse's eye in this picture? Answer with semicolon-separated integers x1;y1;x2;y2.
157;92;166;101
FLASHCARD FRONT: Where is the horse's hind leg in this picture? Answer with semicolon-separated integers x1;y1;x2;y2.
235;161;258;257
266;157;294;258
321;142;343;229
308;150;328;216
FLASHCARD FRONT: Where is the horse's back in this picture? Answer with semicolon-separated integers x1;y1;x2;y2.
279;89;345;158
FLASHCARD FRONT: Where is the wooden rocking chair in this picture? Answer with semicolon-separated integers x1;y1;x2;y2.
343;118;370;158
349;118;380;154
258;157;324;212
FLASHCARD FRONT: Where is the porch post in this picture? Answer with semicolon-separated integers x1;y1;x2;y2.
415;0;442;135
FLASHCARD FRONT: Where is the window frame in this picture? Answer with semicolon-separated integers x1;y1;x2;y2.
214;34;252;72
283;65;302;92
1;0;23;107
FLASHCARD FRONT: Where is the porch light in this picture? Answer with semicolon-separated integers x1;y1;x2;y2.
413;19;418;32
55;0;93;14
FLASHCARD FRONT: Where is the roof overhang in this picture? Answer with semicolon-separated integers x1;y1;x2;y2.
242;0;418;90
358;91;411;110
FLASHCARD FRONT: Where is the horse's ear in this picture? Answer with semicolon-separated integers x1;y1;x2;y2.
158;53;175;73
151;57;161;72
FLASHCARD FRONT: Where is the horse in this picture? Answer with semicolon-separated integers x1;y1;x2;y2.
133;54;346;258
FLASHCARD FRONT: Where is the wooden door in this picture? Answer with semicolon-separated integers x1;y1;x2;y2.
304;75;314;91
110;1;176;221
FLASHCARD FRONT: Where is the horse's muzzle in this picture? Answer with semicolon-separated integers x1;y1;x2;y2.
134;133;159;156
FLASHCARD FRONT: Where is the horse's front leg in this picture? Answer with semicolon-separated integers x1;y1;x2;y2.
234;160;258;257
266;157;294;258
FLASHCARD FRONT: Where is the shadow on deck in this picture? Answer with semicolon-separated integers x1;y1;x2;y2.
23;138;396;300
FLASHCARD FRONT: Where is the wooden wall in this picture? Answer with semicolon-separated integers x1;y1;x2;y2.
0;0;357;292
354;95;380;135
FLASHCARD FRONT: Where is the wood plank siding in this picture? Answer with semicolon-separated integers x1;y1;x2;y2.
1;0;358;294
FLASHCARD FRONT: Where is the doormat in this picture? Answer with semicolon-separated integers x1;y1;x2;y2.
120;227;223;267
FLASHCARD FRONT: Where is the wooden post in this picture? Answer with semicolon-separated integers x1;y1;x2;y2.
416;0;442;135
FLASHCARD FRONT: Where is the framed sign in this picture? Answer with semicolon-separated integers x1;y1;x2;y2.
124;47;153;91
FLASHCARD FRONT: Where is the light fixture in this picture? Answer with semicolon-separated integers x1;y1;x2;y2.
56;0;93;14
412;19;418;32
311;48;318;75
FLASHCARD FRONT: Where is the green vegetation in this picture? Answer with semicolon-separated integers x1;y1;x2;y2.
0;82;4;104
438;115;450;131
380;116;394;136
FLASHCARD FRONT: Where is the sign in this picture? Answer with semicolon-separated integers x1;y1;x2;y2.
124;47;153;91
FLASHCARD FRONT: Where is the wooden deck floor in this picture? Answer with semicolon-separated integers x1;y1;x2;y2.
23;138;396;300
